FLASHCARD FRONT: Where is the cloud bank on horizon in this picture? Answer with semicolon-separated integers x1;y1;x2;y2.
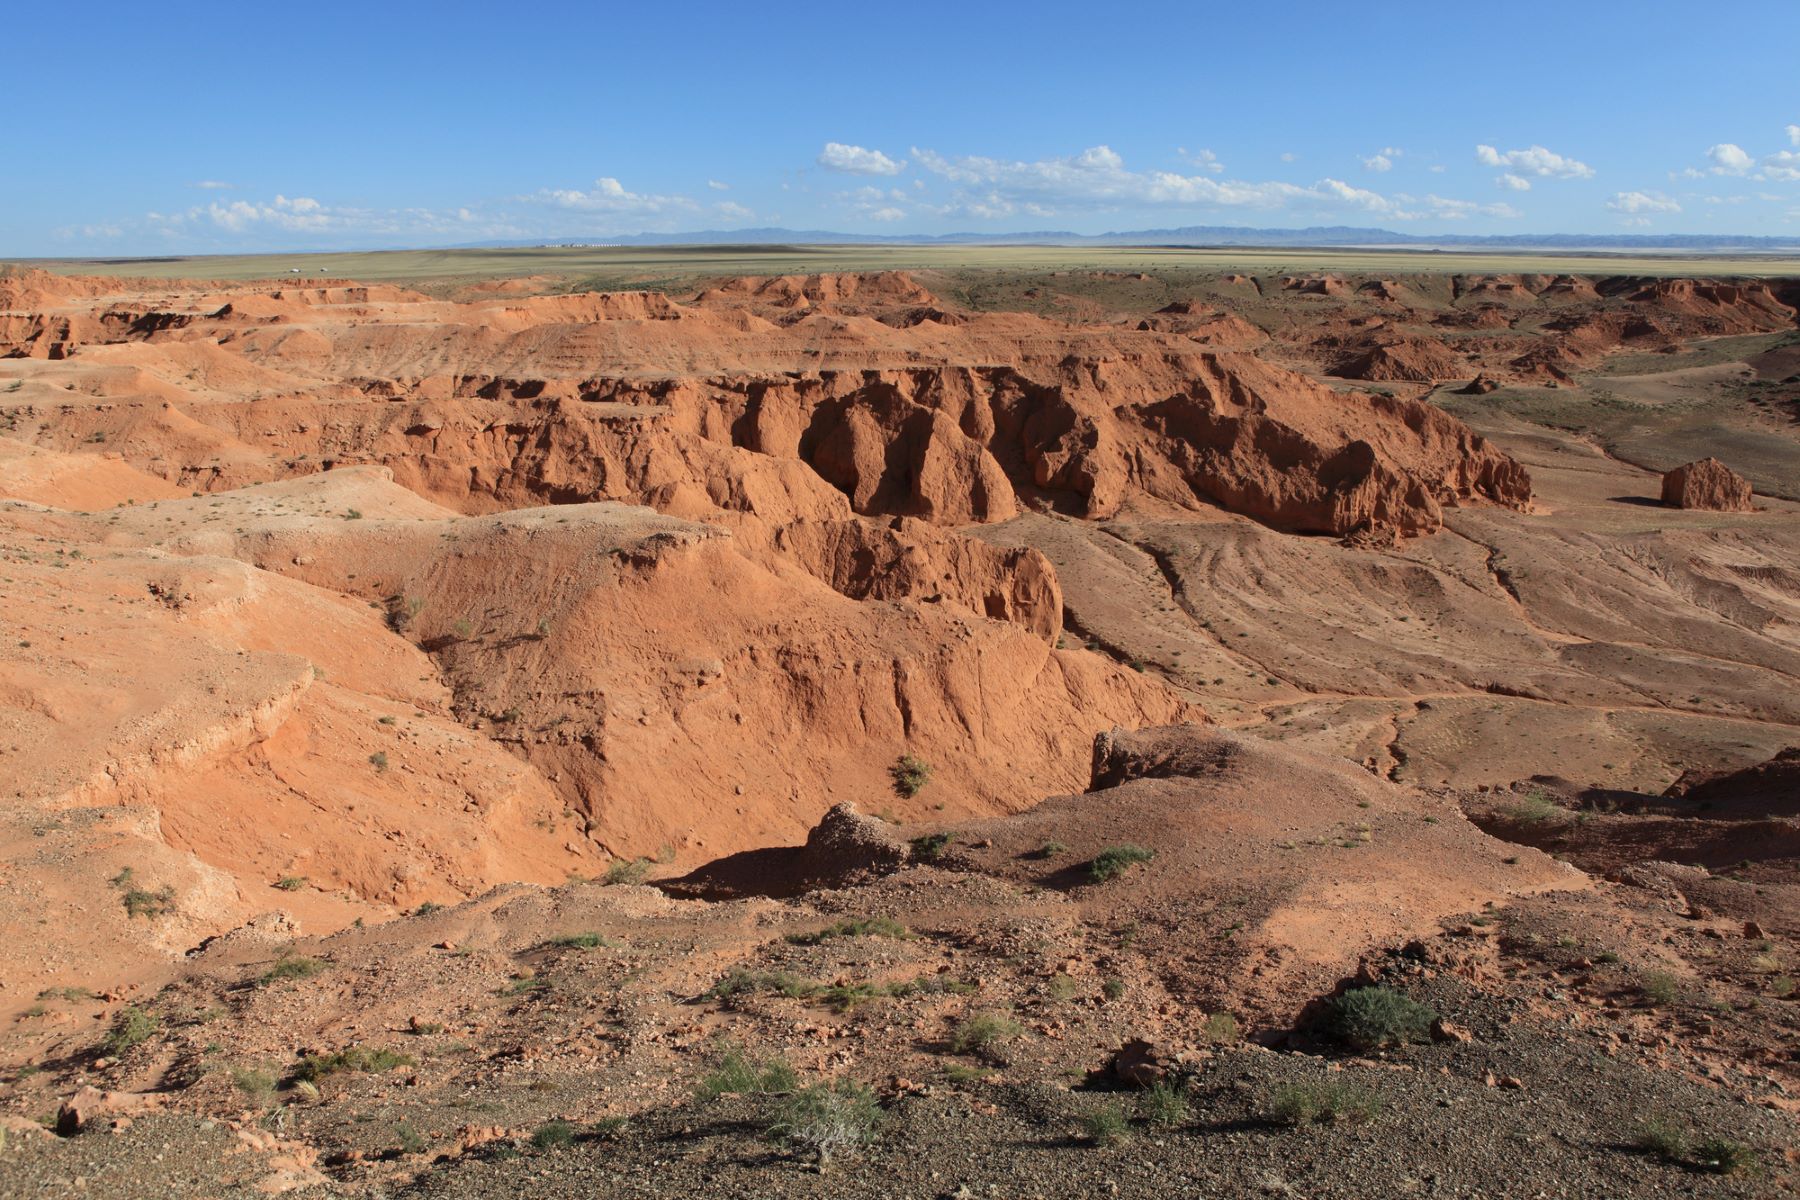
8;1;1799;255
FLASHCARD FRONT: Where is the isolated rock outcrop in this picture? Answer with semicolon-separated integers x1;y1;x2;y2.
56;1087;163;1135
1665;746;1800;816
1661;457;1754;511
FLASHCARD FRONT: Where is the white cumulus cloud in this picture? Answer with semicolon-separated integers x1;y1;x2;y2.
1178;147;1224;173
817;142;905;176
199;195;331;232
1762;150;1800;182
1497;173;1531;191
1706;143;1754;175
909;143;1517;224
1606;190;1681;214
1475;144;1594;179
539;177;697;215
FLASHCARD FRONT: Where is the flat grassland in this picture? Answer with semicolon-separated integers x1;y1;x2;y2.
16;242;1800;287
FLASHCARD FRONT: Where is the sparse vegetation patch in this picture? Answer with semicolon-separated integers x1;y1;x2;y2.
1268;1079;1383;1126
1323;986;1436;1049
1088;845;1154;882
294;1045;414;1082
767;1079;881;1168
890;754;932;797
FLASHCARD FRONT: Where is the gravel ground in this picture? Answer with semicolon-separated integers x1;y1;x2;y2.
397;1024;1794;1200
0;1115;320;1199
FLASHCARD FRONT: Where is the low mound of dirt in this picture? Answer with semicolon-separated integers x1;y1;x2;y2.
1330;335;1465;382
1135;303;1268;349
1282;274;1349;297
692;724;1577;1013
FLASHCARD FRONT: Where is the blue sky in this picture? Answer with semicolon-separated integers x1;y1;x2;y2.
10;1;1800;255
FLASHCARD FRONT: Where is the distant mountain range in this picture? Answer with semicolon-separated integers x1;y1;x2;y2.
452;225;1800;253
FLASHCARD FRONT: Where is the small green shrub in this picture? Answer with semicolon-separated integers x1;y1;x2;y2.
706;969;820;1003
1045;974;1081;1002
37;987;95;1003
104;1005;159;1054
767;1080;881;1168
1082;1103;1132;1146
1324;987;1436;1049
815;983;885;1012
1693;1137;1755;1175
1101;977;1126;1001
908;832;952;862
294;1045;413;1082
259;954;326;986
694;1049;798;1101
368;751;389;772
1201;1012;1241;1043
531;1120;577;1150
546;931;611;950
1640;971;1679;1006
1505;791;1564;823
1138;1079;1189;1127
786;916;910;945
229;1066;276;1104
603;857;651;886
1268;1079;1382;1126
1636;1118;1687;1162
891;755;932;797
122;885;177;919
1088;845;1154;883
386;1122;423;1155
274;876;306;891
949;1010;1024;1058
1033;840;1069;859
